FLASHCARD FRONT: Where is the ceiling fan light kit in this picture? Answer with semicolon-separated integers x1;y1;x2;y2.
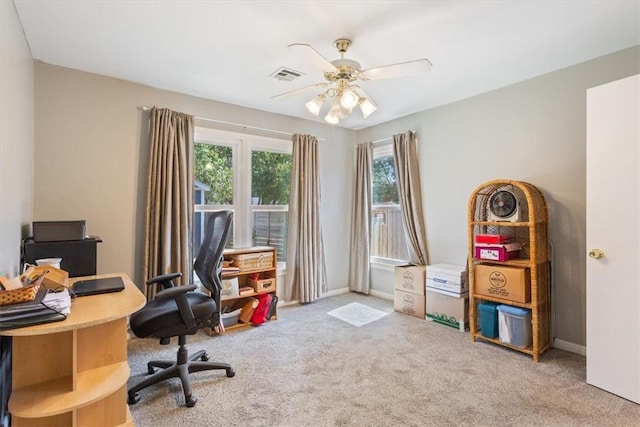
340;88;359;109
358;97;378;118
305;94;325;115
274;38;431;125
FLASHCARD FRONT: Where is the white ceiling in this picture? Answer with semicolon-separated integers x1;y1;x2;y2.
13;0;640;130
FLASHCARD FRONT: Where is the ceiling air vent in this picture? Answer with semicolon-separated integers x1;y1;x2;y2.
270;67;304;82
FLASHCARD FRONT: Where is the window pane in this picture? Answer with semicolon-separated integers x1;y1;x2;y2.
194;143;233;205
371;207;409;260
253;211;287;260
372;155;398;205
251;150;291;205
371;154;409;261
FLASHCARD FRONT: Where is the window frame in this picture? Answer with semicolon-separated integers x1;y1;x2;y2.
370;142;409;268
194;127;292;253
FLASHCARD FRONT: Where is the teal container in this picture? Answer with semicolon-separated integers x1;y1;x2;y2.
478;301;499;338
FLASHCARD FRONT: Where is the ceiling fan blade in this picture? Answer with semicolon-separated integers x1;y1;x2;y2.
271;82;328;100
289;43;338;72
360;58;432;81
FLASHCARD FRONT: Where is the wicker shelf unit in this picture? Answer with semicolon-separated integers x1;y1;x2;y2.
467;179;551;361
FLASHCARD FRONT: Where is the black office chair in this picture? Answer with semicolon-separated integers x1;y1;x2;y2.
127;210;235;407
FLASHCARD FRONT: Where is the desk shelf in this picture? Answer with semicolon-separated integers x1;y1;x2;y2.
2;274;145;427
9;362;129;418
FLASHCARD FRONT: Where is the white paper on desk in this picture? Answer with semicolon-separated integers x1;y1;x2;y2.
42;289;72;314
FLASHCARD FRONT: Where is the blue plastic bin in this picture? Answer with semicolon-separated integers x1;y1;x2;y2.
478;301;499;338
497;305;532;348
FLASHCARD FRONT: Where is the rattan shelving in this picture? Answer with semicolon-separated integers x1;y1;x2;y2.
468;179;551;361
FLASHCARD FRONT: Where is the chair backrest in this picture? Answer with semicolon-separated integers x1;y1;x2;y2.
194;210;234;299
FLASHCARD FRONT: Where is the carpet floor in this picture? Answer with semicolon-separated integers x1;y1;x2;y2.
127;292;640;426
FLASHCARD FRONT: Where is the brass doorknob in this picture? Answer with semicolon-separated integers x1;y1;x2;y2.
589;249;604;259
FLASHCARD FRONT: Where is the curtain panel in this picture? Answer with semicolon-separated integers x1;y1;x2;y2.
284;134;327;303
143;107;194;296
348;142;372;294
393;131;429;266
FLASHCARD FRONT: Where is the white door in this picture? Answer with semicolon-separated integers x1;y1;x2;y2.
586;74;640;404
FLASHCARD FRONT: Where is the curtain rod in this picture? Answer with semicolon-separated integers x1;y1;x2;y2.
139;106;324;140
370;130;416;145
371;136;393;145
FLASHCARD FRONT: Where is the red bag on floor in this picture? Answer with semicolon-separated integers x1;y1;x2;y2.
250;293;273;325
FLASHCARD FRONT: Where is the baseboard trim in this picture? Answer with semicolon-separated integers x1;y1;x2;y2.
370;289;393;301
279;287;351;307
323;287;394;301
322;287;350;298
553;338;586;356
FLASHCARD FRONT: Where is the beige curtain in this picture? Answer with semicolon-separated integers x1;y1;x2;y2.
283;134;327;303
393;131;429;265
348;142;372;294
143;107;194;296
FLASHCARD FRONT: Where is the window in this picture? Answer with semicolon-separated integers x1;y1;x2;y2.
194;128;292;262
370;144;409;264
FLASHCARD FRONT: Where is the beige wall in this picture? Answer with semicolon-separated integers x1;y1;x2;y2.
357;46;640;349
8;0;639;349
0;1;34;277
33;63;354;289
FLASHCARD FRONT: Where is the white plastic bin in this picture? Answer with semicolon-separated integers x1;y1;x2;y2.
497;305;532;348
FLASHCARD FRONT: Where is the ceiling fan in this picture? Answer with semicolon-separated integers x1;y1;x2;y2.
272;38;432;124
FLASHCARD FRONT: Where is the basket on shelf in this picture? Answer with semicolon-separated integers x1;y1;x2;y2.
230;251;274;271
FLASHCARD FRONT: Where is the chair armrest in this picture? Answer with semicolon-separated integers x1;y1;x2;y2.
154;284;197;300
147;272;182;287
146;272;182;296
153;284;197;329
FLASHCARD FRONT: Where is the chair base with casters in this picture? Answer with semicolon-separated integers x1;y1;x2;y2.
127;271;235;408
127;334;235;407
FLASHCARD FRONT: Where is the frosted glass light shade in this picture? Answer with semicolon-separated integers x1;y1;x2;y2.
340;89;359;109
324;111;339;124
359;98;378;118
305;95;325;116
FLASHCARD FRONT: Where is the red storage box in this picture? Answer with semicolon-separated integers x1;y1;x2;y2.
475;243;522;261
475;234;510;244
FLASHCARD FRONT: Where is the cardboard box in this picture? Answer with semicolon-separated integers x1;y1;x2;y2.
425;287;469;331
426;263;468;294
474;243;522;261
475;234;510;244
474;264;531;303
394;264;426;295
394;289;425;319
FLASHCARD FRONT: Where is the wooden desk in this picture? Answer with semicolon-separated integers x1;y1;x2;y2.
0;273;145;427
